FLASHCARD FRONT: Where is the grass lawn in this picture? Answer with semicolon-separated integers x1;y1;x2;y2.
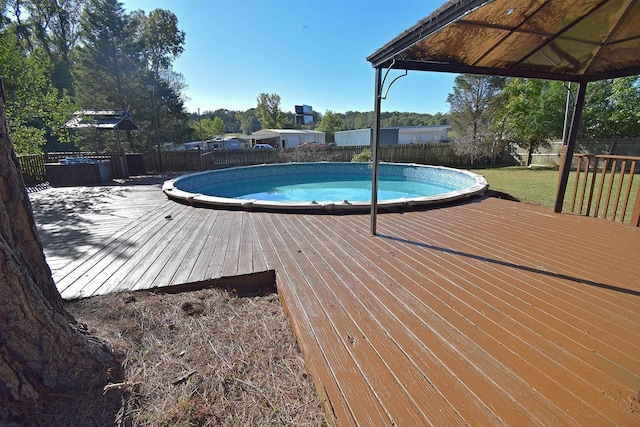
470;166;639;223
470;166;561;208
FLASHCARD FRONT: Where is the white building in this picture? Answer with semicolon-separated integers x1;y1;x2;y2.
397;126;450;144
248;129;325;149
334;125;450;147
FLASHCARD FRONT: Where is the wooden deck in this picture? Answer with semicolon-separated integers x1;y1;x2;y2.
30;178;640;426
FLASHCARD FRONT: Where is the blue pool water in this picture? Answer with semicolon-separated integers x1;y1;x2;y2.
203;174;455;202
163;162;488;212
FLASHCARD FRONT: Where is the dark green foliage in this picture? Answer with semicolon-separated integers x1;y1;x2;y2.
581;77;640;138
0;26;74;154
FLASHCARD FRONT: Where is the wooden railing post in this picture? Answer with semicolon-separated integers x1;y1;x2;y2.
569;153;640;226
631;183;640;227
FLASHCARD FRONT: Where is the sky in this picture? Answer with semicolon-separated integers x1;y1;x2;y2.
121;0;457;116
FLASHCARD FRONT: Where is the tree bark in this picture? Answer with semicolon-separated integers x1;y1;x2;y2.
526;143;534;167
0;80;122;421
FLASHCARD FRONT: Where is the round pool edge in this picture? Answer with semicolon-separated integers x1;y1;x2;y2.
162;162;489;213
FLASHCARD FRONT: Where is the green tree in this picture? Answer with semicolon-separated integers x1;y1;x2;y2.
73;0;144;110
256;92;284;129
6;0;83;94
447;74;506;164
132;8;185;74
239;108;260;134
0;26;74;153
608;76;640;137
342;111;373;130
205;108;240;133
190;117;223;140
315;110;342;143
499;78;565;165
580;77;640;138
211;116;224;136
71;0;190;151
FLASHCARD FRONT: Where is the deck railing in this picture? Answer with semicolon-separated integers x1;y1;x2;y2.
568;153;640;226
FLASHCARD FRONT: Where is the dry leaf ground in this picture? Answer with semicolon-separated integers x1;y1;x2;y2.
61;288;327;426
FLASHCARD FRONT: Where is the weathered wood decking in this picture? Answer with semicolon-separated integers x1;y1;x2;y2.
30;178;640;426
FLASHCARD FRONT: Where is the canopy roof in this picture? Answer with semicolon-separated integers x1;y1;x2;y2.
367;0;640;82
64;110;140;131
366;0;640;235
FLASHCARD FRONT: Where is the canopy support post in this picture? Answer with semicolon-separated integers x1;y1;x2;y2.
555;81;587;213
370;67;383;236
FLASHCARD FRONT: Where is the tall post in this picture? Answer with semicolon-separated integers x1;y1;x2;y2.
114;128;129;179
561;82;572;146
554;81;587;213
370;67;383;235
146;83;163;173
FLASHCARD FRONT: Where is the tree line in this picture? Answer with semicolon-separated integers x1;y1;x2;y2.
3;0;637;159
447;75;640;165
1;0;190;154
192;92;451;143
1;0;450;155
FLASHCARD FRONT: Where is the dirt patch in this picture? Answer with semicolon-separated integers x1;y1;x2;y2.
63;288;327;426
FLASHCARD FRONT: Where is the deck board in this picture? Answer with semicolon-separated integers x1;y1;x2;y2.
30;179;640;426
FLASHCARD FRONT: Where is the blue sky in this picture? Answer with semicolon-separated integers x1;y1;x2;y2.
121;0;456;115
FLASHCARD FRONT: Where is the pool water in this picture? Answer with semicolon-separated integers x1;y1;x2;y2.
163;162;488;212
205;174;455;202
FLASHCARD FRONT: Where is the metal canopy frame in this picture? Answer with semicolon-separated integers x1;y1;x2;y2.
367;0;640;235
63;110;140;179
63;110;140;132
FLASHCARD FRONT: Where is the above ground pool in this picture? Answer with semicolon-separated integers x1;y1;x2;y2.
162;162;488;212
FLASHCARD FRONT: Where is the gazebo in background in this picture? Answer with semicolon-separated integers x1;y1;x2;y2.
63;110;140;178
367;0;640;234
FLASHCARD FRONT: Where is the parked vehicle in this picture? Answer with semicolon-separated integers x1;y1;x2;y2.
253;143;274;149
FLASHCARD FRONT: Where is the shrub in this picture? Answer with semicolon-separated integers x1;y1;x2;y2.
279;144;340;162
351;148;372;162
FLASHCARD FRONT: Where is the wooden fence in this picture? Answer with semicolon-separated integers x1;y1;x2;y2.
138;145;461;174
567;153;640;226
17;144;467;185
17;152;132;186
515;138;640;167
17;154;47;186
149;144;465;173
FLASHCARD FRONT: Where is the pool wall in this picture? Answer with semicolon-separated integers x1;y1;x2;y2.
162;162;488;212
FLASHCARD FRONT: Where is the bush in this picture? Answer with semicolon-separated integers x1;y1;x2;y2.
279;144;341;162
351;148;372;162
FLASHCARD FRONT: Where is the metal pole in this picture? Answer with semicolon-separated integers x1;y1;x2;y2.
554;81;587;213
370;67;383;236
149;86;163;173
561;82;572;145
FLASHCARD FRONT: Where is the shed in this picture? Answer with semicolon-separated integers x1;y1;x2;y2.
249;129;326;149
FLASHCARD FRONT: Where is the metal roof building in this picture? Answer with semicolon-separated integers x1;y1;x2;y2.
248;129;325;149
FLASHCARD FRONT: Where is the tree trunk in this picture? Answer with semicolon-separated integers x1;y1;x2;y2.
0;80;122;422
